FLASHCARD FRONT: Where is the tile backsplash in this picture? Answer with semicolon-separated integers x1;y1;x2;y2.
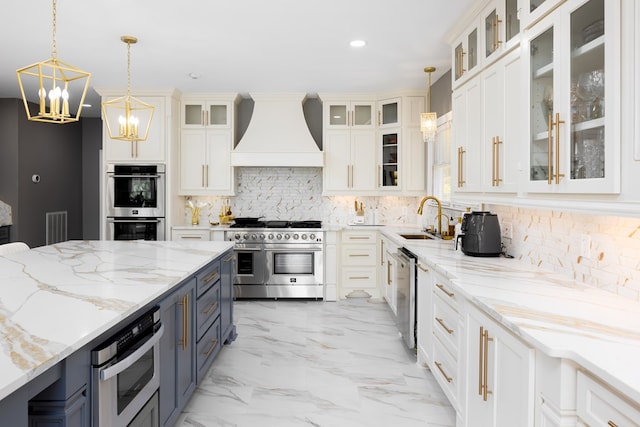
490;204;640;302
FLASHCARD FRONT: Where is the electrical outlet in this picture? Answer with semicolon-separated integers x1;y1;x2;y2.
502;222;513;240
580;234;591;258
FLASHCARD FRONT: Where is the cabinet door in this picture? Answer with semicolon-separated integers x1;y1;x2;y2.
466;305;535;427
452;78;483;193
483;0;520;64
379;130;399;190
205;130;234;194
482;50;521;193
377;97;401;128
350;130;376;191
453;22;481;89
525;0;619;194
323;131;351;192
179;130;207;193
351;102;375;129
206;102;231;128
104;96;165;162
520;0;566;30
416;262;433;366
220;250;235;343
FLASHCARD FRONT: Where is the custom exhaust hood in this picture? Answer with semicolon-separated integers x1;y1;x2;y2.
231;93;323;167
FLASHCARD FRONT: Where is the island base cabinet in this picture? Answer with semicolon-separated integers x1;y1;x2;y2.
465;304;535;427
28;386;89;427
159;278;197;427
576;371;640;427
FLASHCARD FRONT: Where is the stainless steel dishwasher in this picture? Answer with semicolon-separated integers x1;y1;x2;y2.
395;247;417;350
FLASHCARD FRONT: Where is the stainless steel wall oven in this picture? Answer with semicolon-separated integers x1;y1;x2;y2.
106;164;165;240
91;307;164;427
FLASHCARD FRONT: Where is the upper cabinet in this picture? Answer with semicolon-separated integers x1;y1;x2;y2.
181;99;232;129
324;100;375;130
452;20;481;89
482;0;521;63
377;97;401;129
524;0;620;194
519;0;566;30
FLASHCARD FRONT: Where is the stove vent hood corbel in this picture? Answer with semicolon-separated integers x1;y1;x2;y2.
231;93;323;167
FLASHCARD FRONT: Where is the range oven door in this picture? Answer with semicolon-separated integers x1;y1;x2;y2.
107;217;165;241
92;317;164;427
234;245;266;285
264;244;323;286
107;164;165;218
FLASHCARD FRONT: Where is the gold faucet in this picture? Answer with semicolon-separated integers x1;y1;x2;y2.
417;195;443;236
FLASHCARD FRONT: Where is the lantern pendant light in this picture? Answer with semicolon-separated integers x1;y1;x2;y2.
101;36;154;142
420;66;438;142
16;0;91;124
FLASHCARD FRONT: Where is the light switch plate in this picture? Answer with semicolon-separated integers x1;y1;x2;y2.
502;222;513;239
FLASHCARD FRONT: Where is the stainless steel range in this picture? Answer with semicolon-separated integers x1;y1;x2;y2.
225;221;323;299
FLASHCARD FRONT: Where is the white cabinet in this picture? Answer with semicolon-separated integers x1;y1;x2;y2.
576;371;640;427
519;0;566;30
416;260;433;367
431;273;465;413
178;94;237;196
465;303;535;427
324;231;338;301
323;129;376;193
452;19;482;89
452;78;483;193
481;49;522;192
172;228;210;241
179;129;234;195
378;130;400;190
523;0;620;194
379;235;399;313
324;100;375;130
339;230;379;299
102;95;167;162
481;0;521;64
377;97;401;129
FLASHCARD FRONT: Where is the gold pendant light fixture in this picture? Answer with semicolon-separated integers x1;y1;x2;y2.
101;36;154;142
16;0;91;124
420;66;438;142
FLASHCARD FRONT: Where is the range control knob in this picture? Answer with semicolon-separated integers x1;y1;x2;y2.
293;234;299;240
268;233;274;240
242;234;249;240
251;234;257;240
234;234;241;240
259;233;266;240
284;233;290;240
276;233;283;240
309;233;316;240
301;234;308;240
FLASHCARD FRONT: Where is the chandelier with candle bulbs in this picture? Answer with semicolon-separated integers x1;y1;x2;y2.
16;0;91;124
101;36;154;142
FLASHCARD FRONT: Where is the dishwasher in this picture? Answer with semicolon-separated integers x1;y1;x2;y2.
394;247;417;350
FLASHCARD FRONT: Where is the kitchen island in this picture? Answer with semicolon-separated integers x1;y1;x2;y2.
0;240;234;425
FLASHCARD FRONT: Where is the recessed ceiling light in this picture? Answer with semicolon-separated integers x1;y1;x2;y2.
188;72;201;80
350;40;366;48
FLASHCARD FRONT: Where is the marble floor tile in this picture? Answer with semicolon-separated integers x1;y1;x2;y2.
176;298;455;427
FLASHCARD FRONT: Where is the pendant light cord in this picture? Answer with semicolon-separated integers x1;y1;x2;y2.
126;40;131;98
51;0;57;60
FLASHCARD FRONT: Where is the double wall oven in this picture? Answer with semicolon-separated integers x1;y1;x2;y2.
225;221;323;299
106;164;165;240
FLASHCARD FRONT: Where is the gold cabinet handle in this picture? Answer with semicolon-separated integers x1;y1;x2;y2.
203;338;219;357
434;361;453;383
483;328;494;401
202;271;219;284
380;241;384;266
547;114;554;184
458;49;467;78
493;14;503;51
349;276;369;280
387;261;392;285
203;300;219;316
417;263;429;272
493;136;502;186
554;112;565;184
206;164;209;187
435;317;454;335
491;137;496;186
378;110;381;127
608;422;618;427
178;294;189;350
478;326;484;396
435;283;454;298
349;254;369;257
181;235;203;239
457;146;466;187
348;236;370;240
202;165;205;188
378;165;382;187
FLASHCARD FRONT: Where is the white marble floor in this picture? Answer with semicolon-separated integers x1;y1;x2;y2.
176;298;455;427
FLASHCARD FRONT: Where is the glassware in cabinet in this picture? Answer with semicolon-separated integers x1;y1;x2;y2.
380;132;399;188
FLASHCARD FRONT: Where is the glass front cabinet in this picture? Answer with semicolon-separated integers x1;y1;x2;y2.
181;100;232;128
379;131;399;189
524;0;620;193
452;21;481;89
483;0;521;63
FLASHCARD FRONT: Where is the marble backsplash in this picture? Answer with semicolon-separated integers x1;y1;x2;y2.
490;204;640;302
183;167;420;226
0;200;11;226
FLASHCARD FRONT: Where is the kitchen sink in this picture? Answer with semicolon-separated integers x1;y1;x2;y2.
400;233;435;240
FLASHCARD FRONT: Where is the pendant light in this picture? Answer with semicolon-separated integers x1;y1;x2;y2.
16;0;91;124
101;36;154;142
420;66;438;142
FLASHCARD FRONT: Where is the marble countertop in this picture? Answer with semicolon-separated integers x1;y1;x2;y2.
0;240;234;401
380;227;640;404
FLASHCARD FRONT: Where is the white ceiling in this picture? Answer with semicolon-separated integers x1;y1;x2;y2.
1;0;473;117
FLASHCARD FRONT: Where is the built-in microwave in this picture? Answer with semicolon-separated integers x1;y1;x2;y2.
106;164;165;218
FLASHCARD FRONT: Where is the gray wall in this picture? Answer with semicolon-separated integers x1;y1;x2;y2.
82;118;102;239
431;69;452;116
0;99;90;247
